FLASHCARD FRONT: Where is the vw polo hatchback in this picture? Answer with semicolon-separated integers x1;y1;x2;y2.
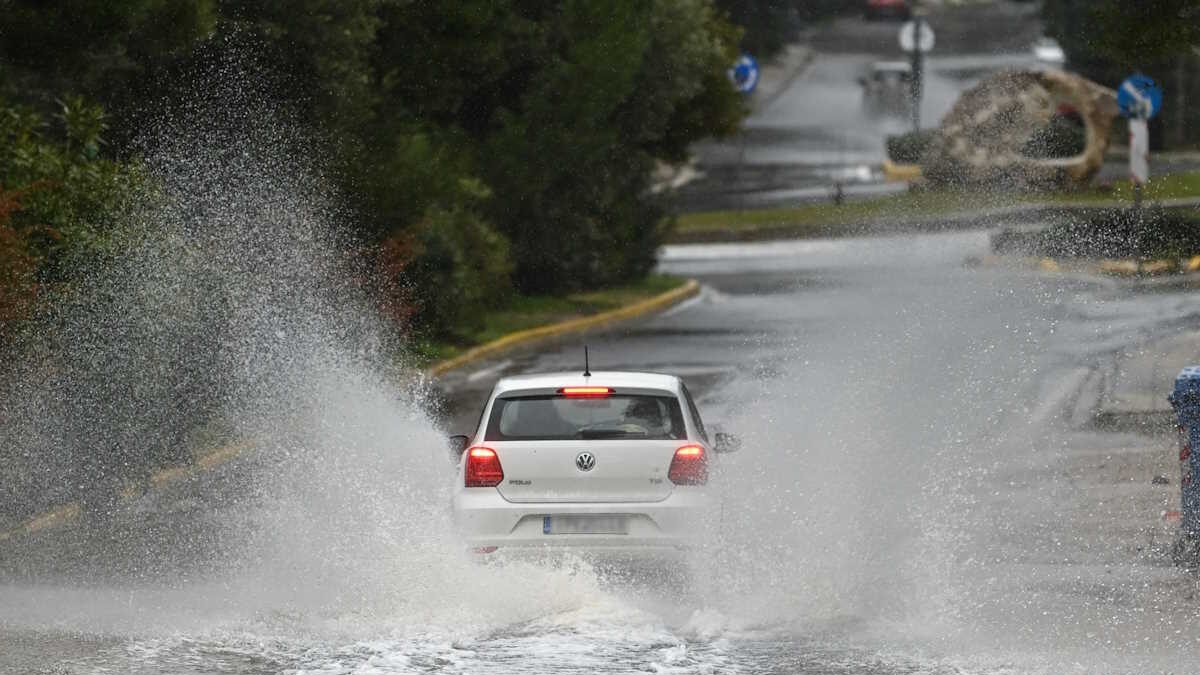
450;371;734;560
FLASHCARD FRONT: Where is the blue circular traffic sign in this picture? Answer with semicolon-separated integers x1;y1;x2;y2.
730;54;759;95
1117;73;1163;119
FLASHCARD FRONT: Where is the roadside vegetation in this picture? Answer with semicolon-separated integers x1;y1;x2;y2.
0;1;858;526
673;169;1200;243
1042;0;1200;151
418;274;686;364
994;206;1200;261
0;1;747;351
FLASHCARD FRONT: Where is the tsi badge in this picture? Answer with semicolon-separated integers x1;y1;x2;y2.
575;451;596;472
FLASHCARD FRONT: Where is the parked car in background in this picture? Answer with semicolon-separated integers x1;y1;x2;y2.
859;61;913;118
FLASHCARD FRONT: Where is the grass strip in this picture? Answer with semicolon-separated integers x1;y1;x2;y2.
419;274;687;364
673;170;1200;242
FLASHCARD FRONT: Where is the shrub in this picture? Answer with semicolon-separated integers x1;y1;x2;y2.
0;191;37;331
1024;206;1200;259
385;207;513;341
886;130;939;164
0;97;131;283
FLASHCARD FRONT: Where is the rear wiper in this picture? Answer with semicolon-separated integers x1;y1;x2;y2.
579;429;642;439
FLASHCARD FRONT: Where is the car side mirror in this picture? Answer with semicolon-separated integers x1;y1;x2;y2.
448;434;470;461
713;432;741;453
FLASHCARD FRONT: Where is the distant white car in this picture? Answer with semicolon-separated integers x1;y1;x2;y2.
449;371;737;562
859;61;914;119
1033;37;1066;66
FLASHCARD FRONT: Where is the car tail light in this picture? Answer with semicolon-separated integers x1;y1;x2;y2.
668;444;708;485
465;446;504;487
559;386;613;398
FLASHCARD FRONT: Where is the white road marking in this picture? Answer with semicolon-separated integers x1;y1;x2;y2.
1031;366;1093;427
467;359;513;383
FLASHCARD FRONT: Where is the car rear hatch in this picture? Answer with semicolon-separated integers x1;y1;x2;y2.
492;440;679;503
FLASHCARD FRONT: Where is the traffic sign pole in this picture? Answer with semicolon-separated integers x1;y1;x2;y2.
1130;118;1149;206
898;18;934;132
910;18;923;131
1116;73;1163;208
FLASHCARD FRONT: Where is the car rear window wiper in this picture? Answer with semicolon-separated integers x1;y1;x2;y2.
578;429;644;439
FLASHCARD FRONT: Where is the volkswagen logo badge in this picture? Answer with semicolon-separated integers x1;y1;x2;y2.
575;451;596;472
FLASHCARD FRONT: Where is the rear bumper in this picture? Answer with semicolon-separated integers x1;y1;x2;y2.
452;487;711;554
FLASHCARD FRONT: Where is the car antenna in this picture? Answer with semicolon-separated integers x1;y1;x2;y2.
583;345;591;377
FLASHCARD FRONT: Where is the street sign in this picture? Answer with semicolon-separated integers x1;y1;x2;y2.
1118;73;1163;198
730;54;759;94
1117;73;1163;119
1130;118;1149;184
898;20;935;53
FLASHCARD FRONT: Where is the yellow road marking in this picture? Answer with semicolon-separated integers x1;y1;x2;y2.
4;442;253;541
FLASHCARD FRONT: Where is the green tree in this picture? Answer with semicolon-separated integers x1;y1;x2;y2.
0;0;217;147
214;0;382;138
377;0;742;293
0;97;135;336
713;0;796;57
1043;0;1200;149
711;0;848;59
0;98;133;283
0;0;748;335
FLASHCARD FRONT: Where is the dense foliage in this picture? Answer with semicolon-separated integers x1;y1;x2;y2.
0;0;746;342
0;98;135;335
1042;0;1200;150
885;130;937;164
712;0;848;59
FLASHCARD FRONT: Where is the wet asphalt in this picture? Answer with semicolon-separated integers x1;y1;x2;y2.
676;1;1200;214
5;2;1200;671
675;2;1046;213
433;230;1200;673
4;229;1200;672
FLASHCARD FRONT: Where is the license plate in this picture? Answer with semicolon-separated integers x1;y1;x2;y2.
543;515;629;535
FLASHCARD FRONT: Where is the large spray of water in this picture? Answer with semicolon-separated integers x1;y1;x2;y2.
0;58;644;668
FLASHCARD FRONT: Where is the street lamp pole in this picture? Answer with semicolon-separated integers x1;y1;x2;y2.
910;16;923;132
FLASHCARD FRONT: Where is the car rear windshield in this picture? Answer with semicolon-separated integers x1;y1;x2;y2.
485;394;687;441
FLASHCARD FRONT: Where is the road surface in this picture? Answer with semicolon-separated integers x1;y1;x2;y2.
675;2;1046;212
7;227;1199;673
677;2;1200;213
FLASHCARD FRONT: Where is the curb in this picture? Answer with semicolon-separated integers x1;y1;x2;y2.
671;197;1200;245
0;440;255;543
1;280;702;541
881;159;922;182
968;254;1200;280
426;278;701;377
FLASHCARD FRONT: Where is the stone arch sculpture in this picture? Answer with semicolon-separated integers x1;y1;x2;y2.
921;69;1120;188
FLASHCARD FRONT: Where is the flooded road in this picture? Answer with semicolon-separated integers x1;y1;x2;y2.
7;229;1200;673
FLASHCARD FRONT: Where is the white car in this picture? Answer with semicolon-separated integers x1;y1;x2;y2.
1033;37;1066;66
449;370;737;562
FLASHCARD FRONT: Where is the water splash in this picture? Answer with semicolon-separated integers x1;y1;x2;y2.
0;57;647;664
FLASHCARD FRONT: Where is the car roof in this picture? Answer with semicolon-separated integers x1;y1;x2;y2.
492;371;682;396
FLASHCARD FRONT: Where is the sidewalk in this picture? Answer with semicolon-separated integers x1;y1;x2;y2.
1096;330;1200;429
